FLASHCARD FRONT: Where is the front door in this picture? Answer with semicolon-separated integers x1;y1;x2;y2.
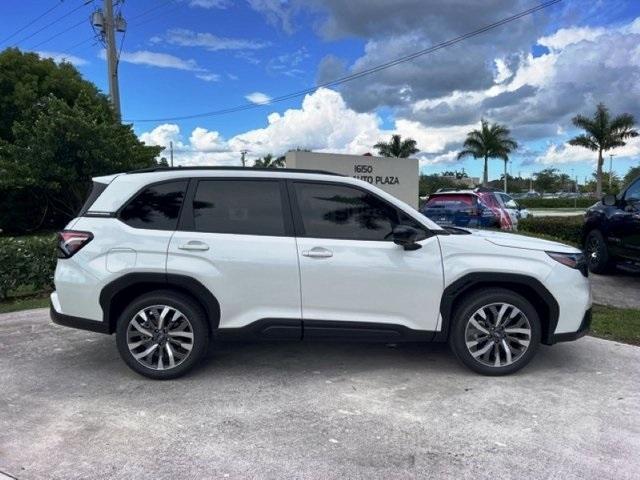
617;179;640;259
289;180;444;335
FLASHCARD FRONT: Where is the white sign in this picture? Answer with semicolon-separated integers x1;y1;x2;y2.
285;151;419;208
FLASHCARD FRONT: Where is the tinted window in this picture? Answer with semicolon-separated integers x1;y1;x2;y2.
120;181;187;230
625;179;640;202
193;180;285;236
78;181;108;216
294;182;419;241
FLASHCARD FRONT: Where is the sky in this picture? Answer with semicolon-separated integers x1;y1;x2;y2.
1;0;640;182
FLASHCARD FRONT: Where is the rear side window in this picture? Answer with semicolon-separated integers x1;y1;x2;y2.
120;181;187;230
426;194;474;206
78;181;109;216
192;180;285;236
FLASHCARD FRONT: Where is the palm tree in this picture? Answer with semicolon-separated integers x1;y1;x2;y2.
568;103;638;197
253;154;285;168
457;119;518;188
374;134;419;158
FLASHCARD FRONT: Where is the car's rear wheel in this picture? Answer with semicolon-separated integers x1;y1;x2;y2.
585;229;613;274
449;289;541;375
116;291;209;379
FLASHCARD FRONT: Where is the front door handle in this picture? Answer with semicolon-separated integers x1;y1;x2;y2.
302;247;333;258
178;241;209;251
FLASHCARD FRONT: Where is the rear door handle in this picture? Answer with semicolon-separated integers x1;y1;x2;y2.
178;241;209;251
302;247;333;258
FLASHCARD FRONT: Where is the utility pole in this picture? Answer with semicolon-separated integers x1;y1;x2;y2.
170;141;174;167
103;0;120;120
503;159;508;193
240;149;248;167
609;154;615;191
92;1;126;121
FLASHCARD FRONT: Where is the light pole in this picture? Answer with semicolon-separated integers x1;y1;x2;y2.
609;154;615;191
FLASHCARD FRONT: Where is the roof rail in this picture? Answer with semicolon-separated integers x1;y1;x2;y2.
127;166;342;176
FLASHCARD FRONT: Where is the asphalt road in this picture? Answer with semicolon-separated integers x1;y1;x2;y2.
591;268;640;309
1;309;639;480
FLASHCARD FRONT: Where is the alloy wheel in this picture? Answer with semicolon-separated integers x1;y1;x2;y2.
464;302;532;367
126;305;194;371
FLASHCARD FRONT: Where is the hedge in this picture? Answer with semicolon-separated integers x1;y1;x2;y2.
518;215;584;246
517;197;597;209
0;234;57;300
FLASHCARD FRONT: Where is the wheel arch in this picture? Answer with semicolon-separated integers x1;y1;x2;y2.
436;272;559;345
99;273;221;334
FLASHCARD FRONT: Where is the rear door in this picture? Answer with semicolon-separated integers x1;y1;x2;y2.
167;178;301;332
289;180;443;335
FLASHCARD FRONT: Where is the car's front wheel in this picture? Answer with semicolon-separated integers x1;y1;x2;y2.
585;229;613;274
116;291;209;379
449;289;541;375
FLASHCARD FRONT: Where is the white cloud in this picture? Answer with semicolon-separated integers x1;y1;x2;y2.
245;92;272;104
196;73;221;82
102;50;203;71
36;51;87;66
139;124;238;166
537;136;640;165
138;88;478;167
538;26;607;51
163;28;268;51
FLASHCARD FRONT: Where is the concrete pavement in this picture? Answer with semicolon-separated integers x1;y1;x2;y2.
591;268;640;309
1;309;639;479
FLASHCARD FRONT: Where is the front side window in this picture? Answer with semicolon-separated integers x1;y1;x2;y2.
625;179;640;203
120;180;187;230
293;182;425;241
192;180;285;236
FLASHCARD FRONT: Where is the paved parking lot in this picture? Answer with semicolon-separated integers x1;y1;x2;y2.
1;308;639;480
591;269;640;309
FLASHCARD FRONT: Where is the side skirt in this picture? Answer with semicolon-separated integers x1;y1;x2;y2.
214;318;436;343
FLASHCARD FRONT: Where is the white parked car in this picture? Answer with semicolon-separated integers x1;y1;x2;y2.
51;167;592;379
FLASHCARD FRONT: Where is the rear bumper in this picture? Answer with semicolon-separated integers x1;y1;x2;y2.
50;294;110;334
550;308;592;344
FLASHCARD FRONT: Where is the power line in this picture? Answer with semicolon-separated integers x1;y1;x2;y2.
126;0;563;123
29;17;88;50
0;1;64;47
11;0;94;47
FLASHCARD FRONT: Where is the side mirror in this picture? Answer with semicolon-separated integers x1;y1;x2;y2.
392;225;422;251
602;194;617;207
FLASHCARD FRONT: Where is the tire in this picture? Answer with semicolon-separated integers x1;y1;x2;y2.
115;290;209;379
448;288;541;376
584;230;614;274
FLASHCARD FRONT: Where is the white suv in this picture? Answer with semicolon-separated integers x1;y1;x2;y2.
51;167;592;379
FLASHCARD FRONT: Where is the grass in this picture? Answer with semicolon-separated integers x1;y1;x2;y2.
590;304;640;346
1;295;638;346
0;294;49;314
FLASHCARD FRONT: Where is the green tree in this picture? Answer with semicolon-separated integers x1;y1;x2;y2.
457;119;517;187
585;171;621;195
374;134;419;158
419;174;462;196
568;103;638;197
253;153;285;168
0;49;162;233
533;168;561;193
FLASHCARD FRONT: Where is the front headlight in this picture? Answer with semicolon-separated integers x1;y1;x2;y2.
546;251;588;276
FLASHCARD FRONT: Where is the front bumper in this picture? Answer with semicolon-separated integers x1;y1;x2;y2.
550;308;592;344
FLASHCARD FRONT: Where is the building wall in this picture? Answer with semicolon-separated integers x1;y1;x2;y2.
286;151;419;209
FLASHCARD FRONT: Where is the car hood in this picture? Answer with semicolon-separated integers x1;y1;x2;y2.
462;228;580;253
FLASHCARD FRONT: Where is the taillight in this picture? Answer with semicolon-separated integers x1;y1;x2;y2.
57;230;93;258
